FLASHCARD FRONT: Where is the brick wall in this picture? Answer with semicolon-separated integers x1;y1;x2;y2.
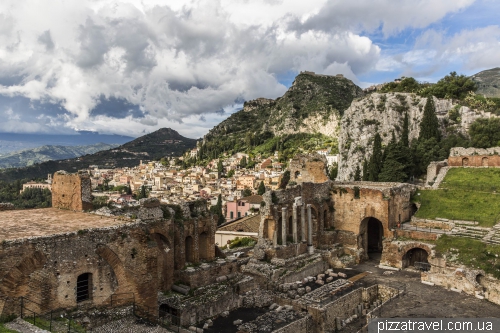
52;172;93;211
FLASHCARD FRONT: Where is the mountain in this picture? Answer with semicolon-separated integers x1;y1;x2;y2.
0;143;119;169
0;128;196;182
198;72;364;161
0;132;133;155
471;67;500;98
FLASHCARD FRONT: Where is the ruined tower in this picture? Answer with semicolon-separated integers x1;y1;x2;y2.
51;171;93;211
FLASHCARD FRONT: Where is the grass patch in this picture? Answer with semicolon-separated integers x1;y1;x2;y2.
414;168;500;227
436;235;500;279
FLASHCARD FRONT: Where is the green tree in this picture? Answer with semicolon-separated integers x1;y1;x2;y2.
209;194;225;225
354;165;361;181
227;169;235;178
279;171;290;189
368;133;383;181
422;71;477;100
217;159;223;178
402;112;409;147
328;163;338;181
362;159;369;181
242;188;252;197
419;97;441;141
469;118;500;148
379;138;411;182
126;185;132;195
257;181;266;195
239;156;247;168
137;185;147;199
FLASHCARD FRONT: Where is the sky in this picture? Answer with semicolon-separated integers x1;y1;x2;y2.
0;0;499;139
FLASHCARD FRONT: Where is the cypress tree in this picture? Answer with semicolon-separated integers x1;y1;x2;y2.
419;97;441;141
368;133;383;181
354;165;361;181
362;159;369;181
402;112;409;147
257;181;266;195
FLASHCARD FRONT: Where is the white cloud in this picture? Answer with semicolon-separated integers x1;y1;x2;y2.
0;0;483;137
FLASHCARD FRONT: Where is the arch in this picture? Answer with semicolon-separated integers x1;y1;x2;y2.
199;232;209;260
476;274;486;289
151;232;173;290
462;157;469;166
185;236;194;263
76;273;92;303
402;248;429;269
482;157;488;167
294;171;301;180
152;232;171;253
95;244;127;288
0;251;47;297
359;217;384;261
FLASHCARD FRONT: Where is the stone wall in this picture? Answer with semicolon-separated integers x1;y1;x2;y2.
289;154;329;184
448;147;500;167
380;240;435;269
0;203;14;211
410;217;454;231
273;316;311;333
0;219;175;316
281;260;328;284
52;172;93;211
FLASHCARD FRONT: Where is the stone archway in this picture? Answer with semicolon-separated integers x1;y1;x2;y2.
482;157;488;167
402;248;429;268
462;157;469;166
359;217;384;261
151;232;173;290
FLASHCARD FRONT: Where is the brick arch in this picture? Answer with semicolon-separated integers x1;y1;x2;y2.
95;244;129;291
399;243;432;268
0;251;47;297
150;232;174;291
359;217;384;260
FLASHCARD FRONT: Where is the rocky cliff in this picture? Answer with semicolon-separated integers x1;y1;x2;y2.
337;93;495;181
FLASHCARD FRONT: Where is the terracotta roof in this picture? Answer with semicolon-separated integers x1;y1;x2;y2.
240;195;263;204
218;214;261;233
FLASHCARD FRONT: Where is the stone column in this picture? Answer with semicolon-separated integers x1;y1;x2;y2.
301;204;306;243
307;204;314;254
281;207;287;246
292;203;298;243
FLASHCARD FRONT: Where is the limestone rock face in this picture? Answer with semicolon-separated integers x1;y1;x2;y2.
337;93;496;181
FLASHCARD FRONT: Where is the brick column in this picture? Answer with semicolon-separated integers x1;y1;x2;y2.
292;203;298;243
281;207;287;246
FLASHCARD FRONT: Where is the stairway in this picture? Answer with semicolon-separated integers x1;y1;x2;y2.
431;167;449;189
483;223;500;245
451;223;490;240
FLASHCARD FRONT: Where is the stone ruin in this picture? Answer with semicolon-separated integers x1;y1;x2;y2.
4;167;496;332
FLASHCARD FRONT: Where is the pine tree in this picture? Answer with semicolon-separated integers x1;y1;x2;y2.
328;164;338;181
362;159;369;181
139;185;147;199
368;133;383;181
257;181;266;195
419;97;441;141
216;194;225;225
402;112;409;147
354;165;361;181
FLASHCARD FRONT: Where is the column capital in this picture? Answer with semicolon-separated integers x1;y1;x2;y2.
306;204;312;208
281;207;287;212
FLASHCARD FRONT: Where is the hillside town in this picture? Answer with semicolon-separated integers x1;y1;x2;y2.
66;148;339;223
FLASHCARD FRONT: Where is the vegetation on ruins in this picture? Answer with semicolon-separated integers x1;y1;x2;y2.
436;235;500;279
328;163;338;181
413;168;500;227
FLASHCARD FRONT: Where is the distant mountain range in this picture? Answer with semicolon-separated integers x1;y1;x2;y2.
471;67;500;98
0;143;119;169
0;132;133;155
0;128;197;182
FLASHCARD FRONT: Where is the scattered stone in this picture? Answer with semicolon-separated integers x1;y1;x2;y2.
233;319;243;325
297;287;306;296
326;277;333;283
383;271;394;275
329;272;338;277
305;286;312;293
315;279;325;286
269;303;278;310
287;290;297;298
275;306;283;312
338;272;347;278
221;311;229;317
